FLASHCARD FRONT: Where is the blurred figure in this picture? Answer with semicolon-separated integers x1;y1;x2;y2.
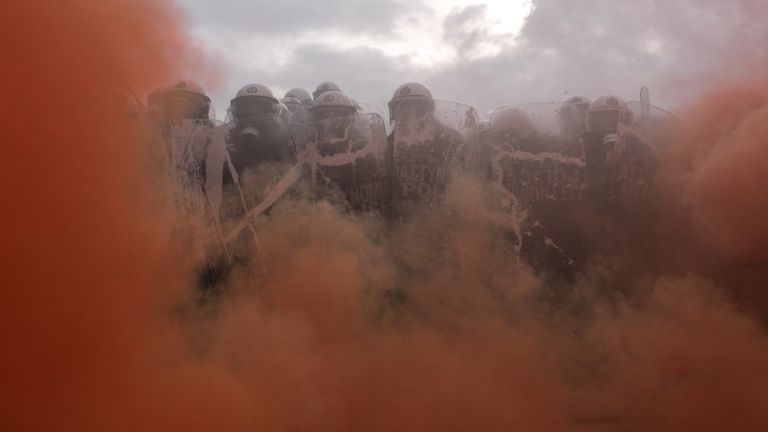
488;106;538;151
387;82;434;131
285;87;313;107
147;80;211;121
281;96;310;124
585;95;631;140
564;95;590;120
146;80;214;188
582;95;634;202
282;95;313;154
226;83;295;178
386;82;465;215
145;81;231;300
308;90;390;213
310;91;359;155
145;80;215;201
214;84;300;289
312;81;342;100
580;94;663;279
222;83;296;238
558;95;590;155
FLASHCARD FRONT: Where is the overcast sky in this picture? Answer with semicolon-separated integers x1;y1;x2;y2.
177;0;767;120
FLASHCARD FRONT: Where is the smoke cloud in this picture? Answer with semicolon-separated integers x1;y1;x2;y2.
0;0;225;430
671;85;768;261
3;0;768;431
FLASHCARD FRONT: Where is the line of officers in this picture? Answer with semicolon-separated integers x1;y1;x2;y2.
142;79;667;289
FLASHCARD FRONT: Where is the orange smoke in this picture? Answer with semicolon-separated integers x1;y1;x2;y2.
5;0;768;431
606;276;768;431
0;3;566;430
0;0;229;430
586;80;768;431
212;190;570;431
669;84;768;262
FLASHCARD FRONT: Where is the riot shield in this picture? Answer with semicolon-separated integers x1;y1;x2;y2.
283;101;312;153
223;114;296;208
285;101;310;124
485;101;679;274
580;102;679;204
217;117;304;273
357;102;390;133
303;112;390;213
640;87;651;126
518;102;564;136
220;109;388;246
626;100;680;152
287;121;312;154
153;119;234;280
163;119;220;223
390;100;479;212
519;102;584;155
434;100;480;168
488;106;587;207
487;106;589;275
205;120;228;223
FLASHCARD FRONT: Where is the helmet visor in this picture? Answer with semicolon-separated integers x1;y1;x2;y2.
390;99;432;121
587;110;619;133
163;92;208;120
311;115;356;153
311;106;355;121
232;97;277;120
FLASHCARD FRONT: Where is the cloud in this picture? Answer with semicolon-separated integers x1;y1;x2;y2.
441;4;520;61
176;0;768;119
424;0;768;115
180;0;417;35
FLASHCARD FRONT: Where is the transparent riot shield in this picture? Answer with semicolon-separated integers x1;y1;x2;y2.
219;113;298;227
216;117;305;274
626;101;680;153
487;106;587;206
580;102;679;204
221;150;305;247
222;113;297;207
518;102;563;136
487;106;589;274
434;100;480;168
287;121;312;154
219;110;400;244
164;120;218;221
154;119;233;274
205;120;228;223
303;112;390;213
285;101;310;124
283;101;313;154
390;100;479;212
518;102;584;155
357;102;390;134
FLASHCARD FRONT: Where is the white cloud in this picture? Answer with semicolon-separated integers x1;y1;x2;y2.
175;0;767;120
